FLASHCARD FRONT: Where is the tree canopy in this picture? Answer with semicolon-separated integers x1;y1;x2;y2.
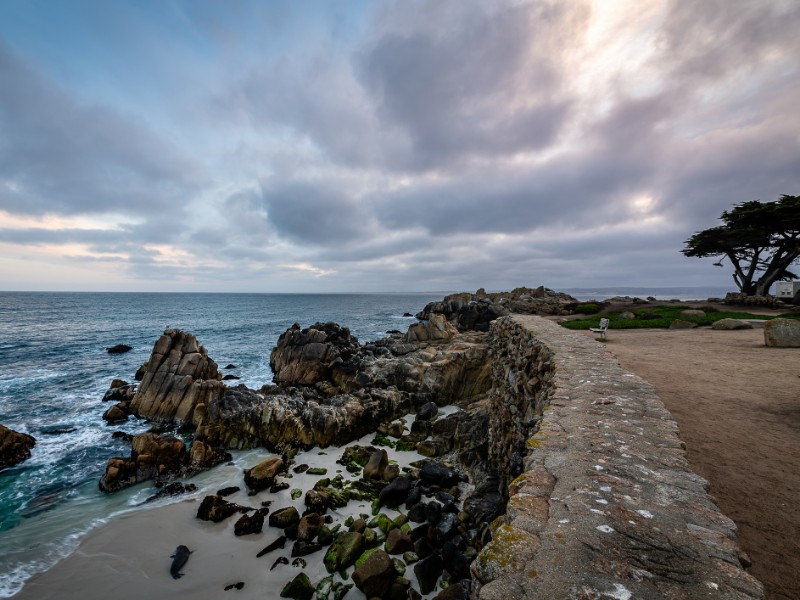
682;194;800;296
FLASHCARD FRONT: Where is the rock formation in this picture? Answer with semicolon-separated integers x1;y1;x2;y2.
417;286;577;331
0;424;36;469
764;318;800;347
129;329;224;426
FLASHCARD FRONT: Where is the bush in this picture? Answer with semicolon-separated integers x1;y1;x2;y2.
575;302;601;315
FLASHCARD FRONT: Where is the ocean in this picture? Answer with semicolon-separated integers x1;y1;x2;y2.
0;286;730;596
0;292;442;597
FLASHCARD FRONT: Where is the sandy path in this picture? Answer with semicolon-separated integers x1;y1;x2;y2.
583;327;800;600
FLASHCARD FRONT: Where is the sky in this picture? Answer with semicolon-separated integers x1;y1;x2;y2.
0;0;798;293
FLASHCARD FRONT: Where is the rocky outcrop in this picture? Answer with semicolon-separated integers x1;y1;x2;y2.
764;318;800;347
194;385;415;451
129;329;224;426
269;322;359;388
417;286;577;332
99;432;228;492
404;314;458;343
0;424;36;469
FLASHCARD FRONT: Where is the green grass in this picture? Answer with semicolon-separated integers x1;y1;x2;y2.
560;305;800;331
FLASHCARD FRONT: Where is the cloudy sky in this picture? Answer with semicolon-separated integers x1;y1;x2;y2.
0;0;798;293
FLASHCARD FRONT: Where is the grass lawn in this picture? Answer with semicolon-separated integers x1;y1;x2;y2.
560;305;800;330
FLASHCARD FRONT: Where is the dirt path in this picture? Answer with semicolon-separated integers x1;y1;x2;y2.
582;327;799;599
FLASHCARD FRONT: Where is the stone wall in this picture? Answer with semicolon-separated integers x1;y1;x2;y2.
474;315;763;599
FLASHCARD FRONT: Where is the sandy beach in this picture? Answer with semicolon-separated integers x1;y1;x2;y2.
589;326;800;600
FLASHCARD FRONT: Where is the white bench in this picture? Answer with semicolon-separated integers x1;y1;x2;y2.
589;318;609;340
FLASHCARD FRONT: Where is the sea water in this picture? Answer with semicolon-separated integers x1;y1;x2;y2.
0;292;442;597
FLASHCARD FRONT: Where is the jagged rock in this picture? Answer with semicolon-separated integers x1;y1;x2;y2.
234;508;268;535
194;385;415;451
352;549;395;597
244;456;285;492
102;380;135;402
280;572;314;600
404;314;458;343
383;464;400;482
297;513;324;542
102;403;129;423
216;486;240;497
0;424;36;469
129;329;224;425
257;535;287;557
143;482;197;504
712;318;753;330
379;476;411;508
764;318;800;347
441;542;471;583
385;528;414;555
363;449;388;479
269;506;300;529
414;554;443;595
419;462;460;487
99;433;186;492
324;531;365;572
188;439;230;470
416;402;438;421
196;495;251;522
269;322;359;387
106;344;132;354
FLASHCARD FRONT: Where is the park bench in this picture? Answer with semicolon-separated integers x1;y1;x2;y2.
589;318;609;340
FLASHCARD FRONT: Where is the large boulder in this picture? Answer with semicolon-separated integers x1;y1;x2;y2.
269;322;359;387
0;424;36;469
352;549;395;597
244;456;285;492
129;330;224;425
99;432;186;492
764;318;800;347
711;318;753;330
405;314;458;344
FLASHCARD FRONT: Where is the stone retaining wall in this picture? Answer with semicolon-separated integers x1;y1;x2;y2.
473;315;763;599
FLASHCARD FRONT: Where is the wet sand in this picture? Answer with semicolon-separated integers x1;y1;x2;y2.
588;327;800;600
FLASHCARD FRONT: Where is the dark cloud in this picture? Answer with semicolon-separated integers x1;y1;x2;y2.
0;42;204;217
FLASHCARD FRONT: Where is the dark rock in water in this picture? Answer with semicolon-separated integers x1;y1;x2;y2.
291;557;307;568
324;531;365;572
270;482;290;494
102;403;129;424
379;476;411;508
408;503;426;523
0;425;36;469
99;432;186;492
222;374;240;381
270;556;289;570
414;554;443;595
40;426;77;436
352;549;395;598
424;501;442;525
293;464;309;474
196;495;251;522
280;572;314;600
419;462;460;488
403;312;413;317
102;380;135;402
106;344;132;354
224;582;245;591
269;506;300;529
234;507;268;536
414;537;434;559
217;486;240;497
244;456;285;492
436;512;459;539
223;364;237;370
257;535;287;557
111;431;133;442
144;482;197;504
130;329;224;426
